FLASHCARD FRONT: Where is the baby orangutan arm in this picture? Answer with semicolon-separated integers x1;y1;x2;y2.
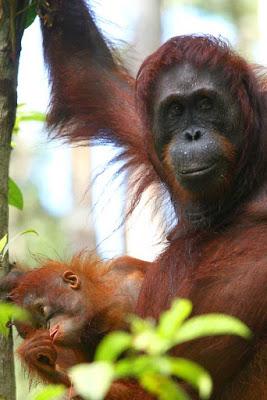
17;329;74;386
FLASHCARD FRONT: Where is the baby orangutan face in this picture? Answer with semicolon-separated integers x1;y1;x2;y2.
16;269;90;346
1;256;148;347
0;256;148;388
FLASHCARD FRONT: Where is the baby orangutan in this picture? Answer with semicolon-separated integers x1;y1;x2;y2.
0;255;149;391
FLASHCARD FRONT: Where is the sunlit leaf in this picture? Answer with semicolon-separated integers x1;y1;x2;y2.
129;314;155;334
159;357;212;399
68;301;251;400
19;112;45;122
132;329;160;354
8;177;23;210
158;299;192;338
175;314;252;345
13;105;45;135
95;331;131;362
140;373;190;400
96;301;190;363
115;356;149;377
13;228;38;237
115;355;161;378
0;303;29;336
69;362;114;400
115;354;212;398
32;385;65;400
0;235;7;254
129;314;163;355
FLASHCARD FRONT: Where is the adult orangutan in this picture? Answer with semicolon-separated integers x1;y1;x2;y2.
0;255;148;394
35;0;267;398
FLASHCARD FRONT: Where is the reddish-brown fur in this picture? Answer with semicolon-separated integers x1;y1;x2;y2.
37;1;267;399
0;255;149;396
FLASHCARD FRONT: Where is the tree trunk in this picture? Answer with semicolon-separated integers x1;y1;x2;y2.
0;1;28;398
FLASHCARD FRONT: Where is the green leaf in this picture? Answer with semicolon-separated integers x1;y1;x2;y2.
69;362;114;400
32;385;65;400
175;314;252;345
129;314;155;335
160;357;212;399
19;111;45;122
115;355;177;378
115;355;161;378
158;299;192;339
140;373;190;400
115;355;212;399
13;106;45;135
25;2;37;29
95;331;131;362
0;303;29;336
13;228;38;238
130;315;162;354
115;353;211;399
0;235;7;254
132;329;160;354
8;177;23;210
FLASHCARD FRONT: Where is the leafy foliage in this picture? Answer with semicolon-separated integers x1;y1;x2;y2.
70;299;251;400
9;106;45;209
29;385;66;400
24;1;38;29
69;363;114;400
0;293;251;400
0;105;42;259
13;104;45;135
0;303;29;337
8;177;24;210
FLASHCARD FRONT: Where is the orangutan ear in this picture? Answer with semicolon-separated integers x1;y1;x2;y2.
62;270;81;290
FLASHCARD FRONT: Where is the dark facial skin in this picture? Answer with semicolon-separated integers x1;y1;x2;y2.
152;63;242;196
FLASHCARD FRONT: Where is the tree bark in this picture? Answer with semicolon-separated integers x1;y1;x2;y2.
0;1;28;398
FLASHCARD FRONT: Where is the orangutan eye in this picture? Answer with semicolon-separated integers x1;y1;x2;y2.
36;303;45;316
167;101;184;119
35;302;50;318
197;96;213;111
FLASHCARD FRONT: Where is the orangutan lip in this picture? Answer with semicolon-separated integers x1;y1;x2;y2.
179;162;216;176
50;325;59;341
